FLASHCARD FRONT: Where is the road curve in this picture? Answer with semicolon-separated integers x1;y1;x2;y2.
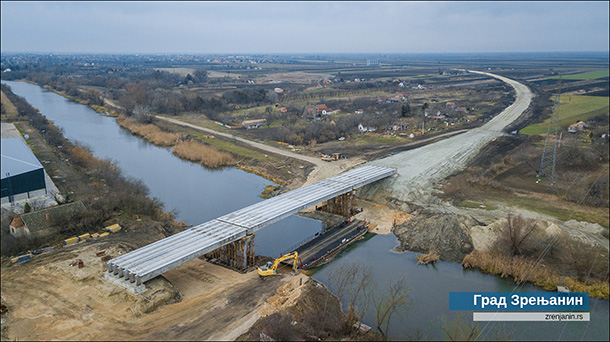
362;70;533;204
157;70;532;195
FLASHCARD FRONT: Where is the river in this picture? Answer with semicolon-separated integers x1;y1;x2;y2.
3;80;608;341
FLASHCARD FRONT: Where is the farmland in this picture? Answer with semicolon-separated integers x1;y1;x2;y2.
549;70;609;80
520;95;609;135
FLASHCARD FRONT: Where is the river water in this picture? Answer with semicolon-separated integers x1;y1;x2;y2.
3;80;608;341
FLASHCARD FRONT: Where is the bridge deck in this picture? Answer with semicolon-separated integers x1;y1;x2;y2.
106;165;395;287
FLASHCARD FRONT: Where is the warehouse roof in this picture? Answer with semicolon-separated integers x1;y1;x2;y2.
1;138;43;180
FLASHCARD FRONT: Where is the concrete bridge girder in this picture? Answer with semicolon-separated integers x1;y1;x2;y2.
106;165;396;289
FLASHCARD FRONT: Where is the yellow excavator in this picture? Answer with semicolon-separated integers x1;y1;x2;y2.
258;251;299;277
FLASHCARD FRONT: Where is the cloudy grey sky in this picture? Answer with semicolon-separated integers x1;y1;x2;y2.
1;1;609;54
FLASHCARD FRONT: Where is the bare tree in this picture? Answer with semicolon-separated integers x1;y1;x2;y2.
373;277;410;339
441;313;512;341
496;212;538;256
440;313;480;341
325;262;374;333
133;104;153;124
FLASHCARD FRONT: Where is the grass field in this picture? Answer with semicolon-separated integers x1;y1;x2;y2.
458;200;498;211
549;70;609;80
520;95;609;135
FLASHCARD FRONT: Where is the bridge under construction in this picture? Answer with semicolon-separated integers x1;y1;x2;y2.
106;165;396;290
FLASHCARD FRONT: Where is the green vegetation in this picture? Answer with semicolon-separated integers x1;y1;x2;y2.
549;70;609;80
520;95;609;135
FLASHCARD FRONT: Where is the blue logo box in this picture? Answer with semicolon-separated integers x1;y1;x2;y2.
449;292;589;311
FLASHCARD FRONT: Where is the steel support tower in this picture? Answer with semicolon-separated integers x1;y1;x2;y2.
537;77;562;185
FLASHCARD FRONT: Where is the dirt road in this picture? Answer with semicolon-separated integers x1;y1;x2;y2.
361;70;533;205
155;115;365;185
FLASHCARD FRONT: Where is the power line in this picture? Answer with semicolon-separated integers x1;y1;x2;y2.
537;76;562;185
476;167;607;341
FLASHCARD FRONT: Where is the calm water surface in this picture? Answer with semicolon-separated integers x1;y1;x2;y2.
4;80;608;341
2;80;322;257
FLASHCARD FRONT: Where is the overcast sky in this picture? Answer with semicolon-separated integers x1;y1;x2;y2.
1;1;609;54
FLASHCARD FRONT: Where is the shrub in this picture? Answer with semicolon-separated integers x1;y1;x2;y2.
172;139;234;168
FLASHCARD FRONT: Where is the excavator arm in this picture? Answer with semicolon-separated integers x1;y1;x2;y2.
258;251;299;277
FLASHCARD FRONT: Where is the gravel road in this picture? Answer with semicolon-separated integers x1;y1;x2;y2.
361;70;533;205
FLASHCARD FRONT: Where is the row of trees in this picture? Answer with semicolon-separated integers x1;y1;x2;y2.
1;85;174;257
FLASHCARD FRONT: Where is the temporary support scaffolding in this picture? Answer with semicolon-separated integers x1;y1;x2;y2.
207;234;255;271
106;165;396;289
317;190;356;217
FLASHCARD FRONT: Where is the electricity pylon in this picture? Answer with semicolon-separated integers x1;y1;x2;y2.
537;76;562;185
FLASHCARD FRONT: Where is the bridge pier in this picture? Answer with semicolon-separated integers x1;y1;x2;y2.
105;165;395;289
316;190;358;217
207;234;255;271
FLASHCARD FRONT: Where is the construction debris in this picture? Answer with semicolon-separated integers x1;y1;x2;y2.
69;259;84;268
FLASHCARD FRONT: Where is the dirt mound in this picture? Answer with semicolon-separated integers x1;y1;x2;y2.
393;210;478;262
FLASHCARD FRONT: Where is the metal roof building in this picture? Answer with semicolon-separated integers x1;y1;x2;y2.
1;137;46;199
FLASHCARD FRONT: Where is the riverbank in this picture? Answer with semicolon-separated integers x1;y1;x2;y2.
18;81;307;187
392;205;609;299
1;82;351;341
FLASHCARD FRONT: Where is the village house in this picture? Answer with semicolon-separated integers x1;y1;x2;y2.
9;201;86;238
391;122;408;131
455;106;469;114
303;105;318;118
358;124;377;133
241;118;267;129
568;121;588;133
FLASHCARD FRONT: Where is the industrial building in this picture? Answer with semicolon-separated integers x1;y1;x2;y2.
1;137;47;201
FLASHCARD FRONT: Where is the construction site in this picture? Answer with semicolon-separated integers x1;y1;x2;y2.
1;167;392;341
2;49;608;340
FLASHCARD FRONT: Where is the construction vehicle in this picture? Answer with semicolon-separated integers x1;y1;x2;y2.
321;154;332;162
332;153;342;161
258;251;299;277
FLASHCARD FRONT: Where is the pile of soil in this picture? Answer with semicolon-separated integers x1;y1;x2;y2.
393;209;480;262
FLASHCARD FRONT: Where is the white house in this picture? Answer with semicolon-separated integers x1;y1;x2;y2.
358;124;377;133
